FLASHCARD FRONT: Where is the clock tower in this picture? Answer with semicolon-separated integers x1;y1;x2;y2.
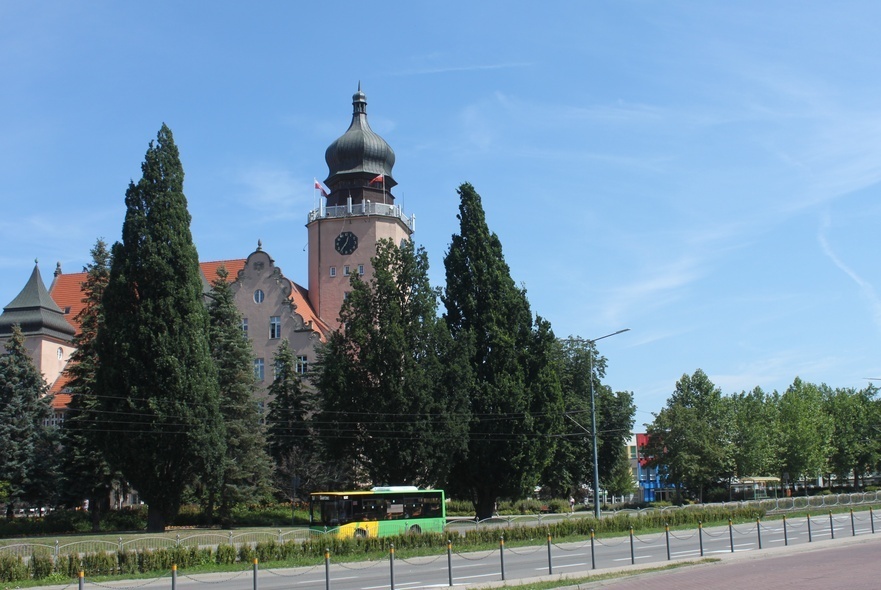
307;88;415;330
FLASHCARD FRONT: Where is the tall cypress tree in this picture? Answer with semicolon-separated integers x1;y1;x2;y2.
0;325;56;519
61;239;119;529
442;183;563;519
96;124;225;532
207;267;273;527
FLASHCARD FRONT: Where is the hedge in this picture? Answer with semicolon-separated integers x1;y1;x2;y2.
0;505;765;583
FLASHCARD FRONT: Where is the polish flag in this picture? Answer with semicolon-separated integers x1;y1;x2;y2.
369;174;384;184
314;179;328;197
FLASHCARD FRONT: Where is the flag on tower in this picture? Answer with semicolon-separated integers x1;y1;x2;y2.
314;179;328;197
369;174;383;184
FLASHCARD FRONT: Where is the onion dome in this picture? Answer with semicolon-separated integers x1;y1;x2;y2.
324;87;397;193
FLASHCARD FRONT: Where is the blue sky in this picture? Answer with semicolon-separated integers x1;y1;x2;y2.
3;1;881;425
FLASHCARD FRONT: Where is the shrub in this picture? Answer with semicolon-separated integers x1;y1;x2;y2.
0;554;28;582
81;551;118;576
43;509;92;533
55;553;81;578
102;506;147;531
216;544;237;564
30;551;54;579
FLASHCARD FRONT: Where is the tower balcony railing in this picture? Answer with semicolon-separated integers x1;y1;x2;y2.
308;201;416;232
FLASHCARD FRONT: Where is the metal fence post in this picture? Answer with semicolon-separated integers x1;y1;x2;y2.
829;511;835;540
590;528;596;570
807;513;812;542
664;523;670;560
500;535;505;581
728;519;734;553
389;543;395;590
783;515;788;546
447;539;453;587
252;558;258;590
172;564;177;590
872;508;876;534
78;570;84;590
851;509;856;536
629;526;635;565
756;518;762;550
698;521;704;556
325;548;331;590
547;533;553;575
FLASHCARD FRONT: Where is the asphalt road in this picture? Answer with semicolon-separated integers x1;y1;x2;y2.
31;510;881;590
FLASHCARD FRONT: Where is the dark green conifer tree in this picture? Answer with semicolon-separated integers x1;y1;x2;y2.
442;183;564;520
0;325;57;519
207;267;273;527
61;239;119;529
315;239;470;487
266;339;330;497
96;124;225;532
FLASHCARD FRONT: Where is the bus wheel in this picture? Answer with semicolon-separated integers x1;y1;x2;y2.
354;528;368;539
409;525;422;535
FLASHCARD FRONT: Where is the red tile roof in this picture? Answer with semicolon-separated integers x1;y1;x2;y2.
288;280;330;339
45;258;326;414
48;272;88;334
48;371;73;410
201;259;247;283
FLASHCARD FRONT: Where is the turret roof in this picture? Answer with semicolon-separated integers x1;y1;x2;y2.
0;263;76;341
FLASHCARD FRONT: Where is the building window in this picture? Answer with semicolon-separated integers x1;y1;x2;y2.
57;347;63;360
241;317;248;336
270;316;281;339
296;355;308;374
358;264;364;275
344;265;350;276
44;412;64;429
256;400;266;425
330;267;337;277
253;358;265;381
254;289;265;304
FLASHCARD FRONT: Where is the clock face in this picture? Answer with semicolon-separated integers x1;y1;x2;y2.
335;231;358;255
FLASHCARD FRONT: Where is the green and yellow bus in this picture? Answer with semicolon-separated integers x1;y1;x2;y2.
309;486;446;538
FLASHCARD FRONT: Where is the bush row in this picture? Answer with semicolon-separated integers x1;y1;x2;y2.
0;505;764;583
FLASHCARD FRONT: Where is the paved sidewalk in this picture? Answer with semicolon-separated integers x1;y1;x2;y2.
467;533;881;589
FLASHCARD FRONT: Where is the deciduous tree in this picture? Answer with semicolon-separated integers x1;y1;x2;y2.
775;378;832;491
316;239;470;487
645;369;732;502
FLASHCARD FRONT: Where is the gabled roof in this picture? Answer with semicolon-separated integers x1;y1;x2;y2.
0;264;76;341
48;371;73;410
48;271;88;334
288;279;330;339
200;259;247;284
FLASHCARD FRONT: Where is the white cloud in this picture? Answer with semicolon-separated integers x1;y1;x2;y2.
818;213;881;334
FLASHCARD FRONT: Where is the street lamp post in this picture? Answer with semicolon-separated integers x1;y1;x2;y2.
571;328;630;519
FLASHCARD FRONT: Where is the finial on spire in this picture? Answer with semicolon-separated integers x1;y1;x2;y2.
257;239;263;251
55;262;62;277
34;258;39;265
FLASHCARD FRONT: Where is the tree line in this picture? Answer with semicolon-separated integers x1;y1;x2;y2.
1;124;636;530
644;369;880;502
